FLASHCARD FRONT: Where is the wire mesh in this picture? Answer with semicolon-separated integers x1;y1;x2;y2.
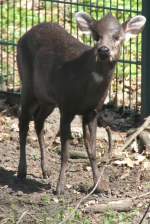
0;0;142;111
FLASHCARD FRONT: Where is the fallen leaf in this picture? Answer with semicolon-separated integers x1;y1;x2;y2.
130;140;139;153
66;184;72;189
134;154;145;165
142;161;150;170
85;200;96;207
124;157;134;168
113;160;127;166
113;157;134;168
120;170;130;179
85;166;92;171
53;197;59;203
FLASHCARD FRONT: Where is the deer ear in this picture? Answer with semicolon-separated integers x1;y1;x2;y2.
123;15;146;41
75;12;94;34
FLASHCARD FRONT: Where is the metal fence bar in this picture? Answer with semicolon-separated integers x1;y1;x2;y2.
142;0;150;116
45;0;141;14
0;1;3;91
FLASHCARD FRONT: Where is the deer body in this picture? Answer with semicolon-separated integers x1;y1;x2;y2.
17;13;146;194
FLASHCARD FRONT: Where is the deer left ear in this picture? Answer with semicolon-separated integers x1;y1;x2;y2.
122;15;146;41
75;12;94;35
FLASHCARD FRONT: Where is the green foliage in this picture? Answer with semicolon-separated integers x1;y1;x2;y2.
103;209;138;224
41;195;51;205
55;207;92;224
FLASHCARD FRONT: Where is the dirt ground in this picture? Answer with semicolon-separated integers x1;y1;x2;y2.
0;101;150;224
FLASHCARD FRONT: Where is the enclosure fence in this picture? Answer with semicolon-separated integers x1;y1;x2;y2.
0;0;142;111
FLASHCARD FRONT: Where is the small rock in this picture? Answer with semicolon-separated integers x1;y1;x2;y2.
17;190;23;196
53;197;59;203
85;166;92;172
85;200;96;207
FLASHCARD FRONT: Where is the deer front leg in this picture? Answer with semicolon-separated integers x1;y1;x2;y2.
82;111;100;188
83;111;110;194
56;114;73;195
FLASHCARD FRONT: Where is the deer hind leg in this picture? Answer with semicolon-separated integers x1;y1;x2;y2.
34;105;55;178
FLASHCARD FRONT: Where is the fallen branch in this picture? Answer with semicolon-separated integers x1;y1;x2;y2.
85;199;133;213
58;165;107;224
85;191;150;214
56;147;88;159
121;116;150;151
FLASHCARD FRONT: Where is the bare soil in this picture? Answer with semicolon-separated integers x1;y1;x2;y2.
0;102;149;224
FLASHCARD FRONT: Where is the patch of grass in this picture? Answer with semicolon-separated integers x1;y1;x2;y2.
48;208;92;224
103;209;138;224
32;153;40;161
41;194;51;205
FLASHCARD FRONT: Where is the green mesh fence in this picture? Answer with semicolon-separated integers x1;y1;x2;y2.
0;0;142;110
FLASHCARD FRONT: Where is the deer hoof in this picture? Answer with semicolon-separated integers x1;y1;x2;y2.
42;169;51;179
56;184;65;195
17;170;27;180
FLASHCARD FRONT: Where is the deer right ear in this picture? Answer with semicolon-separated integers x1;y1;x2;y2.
123;15;146;41
75;12;94;34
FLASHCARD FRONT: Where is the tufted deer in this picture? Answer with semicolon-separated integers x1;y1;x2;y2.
17;12;146;194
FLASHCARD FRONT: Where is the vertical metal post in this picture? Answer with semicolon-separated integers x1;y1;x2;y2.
142;0;150;116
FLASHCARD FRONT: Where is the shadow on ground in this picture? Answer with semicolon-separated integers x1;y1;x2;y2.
0;167;51;194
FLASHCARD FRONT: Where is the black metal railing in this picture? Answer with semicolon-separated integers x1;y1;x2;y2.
0;0;142;111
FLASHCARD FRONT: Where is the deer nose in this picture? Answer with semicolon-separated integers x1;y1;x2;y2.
97;46;110;60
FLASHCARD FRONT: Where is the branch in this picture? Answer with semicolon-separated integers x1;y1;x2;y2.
85;199;133;213
138;202;150;224
121;116;150;151
16;211;28;224
85;190;150;214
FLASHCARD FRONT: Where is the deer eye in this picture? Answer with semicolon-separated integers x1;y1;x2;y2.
92;31;99;41
98;35;103;41
113;35;120;41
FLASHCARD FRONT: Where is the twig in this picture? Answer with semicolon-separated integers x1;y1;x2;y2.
16;211;28;224
1;218;10;224
132;192;150;224
58;165;107;224
132;192;150;200
138;202;150;224
105;126;112;153
121;116;150;150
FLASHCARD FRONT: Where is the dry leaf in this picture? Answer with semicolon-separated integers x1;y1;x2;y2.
142;161;150;170
113;160;127;166
66;184;72;189
134;154;145;164
130;140;139;153
124;157;134;168
53;197;59;203
113;157;134;168
120;170;130;179
85;166;92;171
